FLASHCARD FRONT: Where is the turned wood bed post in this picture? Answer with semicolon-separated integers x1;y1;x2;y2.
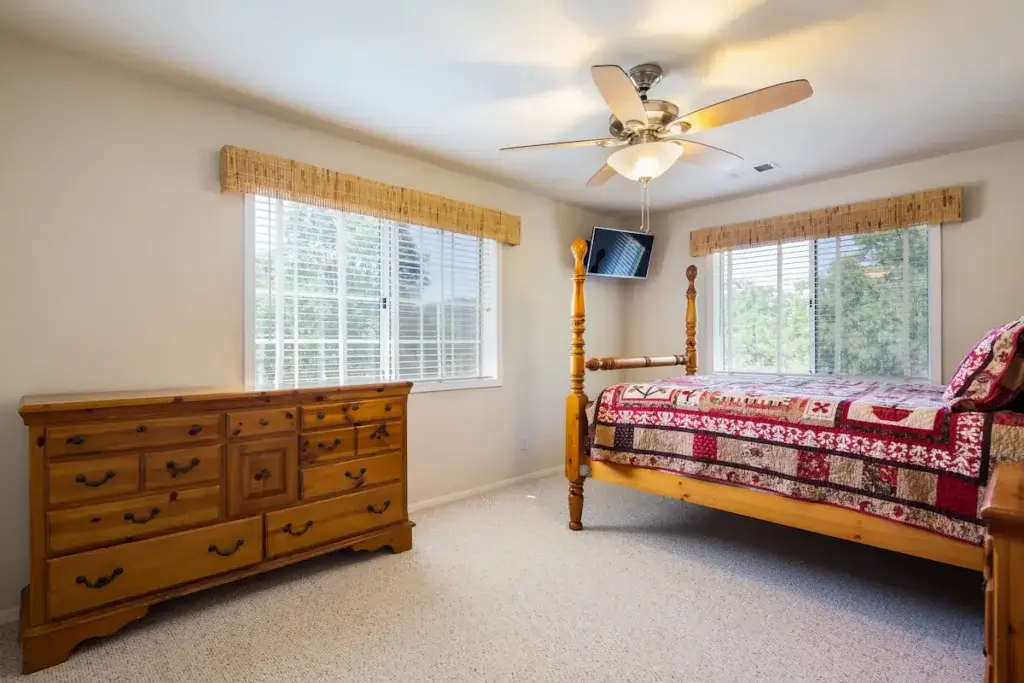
566;239;588;530
565;239;699;530
685;265;698;376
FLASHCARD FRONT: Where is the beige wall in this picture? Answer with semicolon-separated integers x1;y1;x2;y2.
0;38;629;612
625;138;1024;384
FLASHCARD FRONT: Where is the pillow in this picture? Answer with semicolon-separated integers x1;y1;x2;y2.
944;317;1024;410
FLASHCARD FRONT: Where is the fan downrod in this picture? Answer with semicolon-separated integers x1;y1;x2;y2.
628;63;663;101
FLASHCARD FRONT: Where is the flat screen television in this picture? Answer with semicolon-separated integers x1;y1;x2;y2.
585;226;654;279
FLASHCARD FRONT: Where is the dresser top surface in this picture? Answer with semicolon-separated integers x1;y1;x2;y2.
20;382;413;418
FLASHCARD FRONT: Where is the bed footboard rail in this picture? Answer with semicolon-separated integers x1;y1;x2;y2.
586;355;687;371
582;263;697;374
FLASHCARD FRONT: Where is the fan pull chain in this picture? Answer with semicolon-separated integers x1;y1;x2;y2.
639;178;651;234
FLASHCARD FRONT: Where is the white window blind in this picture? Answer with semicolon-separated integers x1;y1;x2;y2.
714;225;939;381
248;195;499;390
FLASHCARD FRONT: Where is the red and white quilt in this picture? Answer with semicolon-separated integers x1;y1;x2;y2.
589;375;1024;543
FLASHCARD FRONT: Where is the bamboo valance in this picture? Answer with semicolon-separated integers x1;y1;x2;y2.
220;146;521;245
689;186;963;257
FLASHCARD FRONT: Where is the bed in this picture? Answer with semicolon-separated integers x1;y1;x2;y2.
564;238;1024;576
590;374;1023;549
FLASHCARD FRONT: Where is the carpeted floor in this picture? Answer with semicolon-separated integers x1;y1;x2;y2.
0;475;983;682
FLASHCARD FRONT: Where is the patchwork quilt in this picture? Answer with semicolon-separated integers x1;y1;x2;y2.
589;375;1024;544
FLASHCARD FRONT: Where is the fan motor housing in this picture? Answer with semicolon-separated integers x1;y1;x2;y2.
608;99;680;139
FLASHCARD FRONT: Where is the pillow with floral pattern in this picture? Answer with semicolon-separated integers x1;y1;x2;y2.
944;317;1024;410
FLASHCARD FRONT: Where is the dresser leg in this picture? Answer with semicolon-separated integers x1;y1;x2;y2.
384;522;413;554
20;599;148;675
350;522;413;555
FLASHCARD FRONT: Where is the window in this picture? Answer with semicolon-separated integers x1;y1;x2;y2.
713;225;940;381
246;195;500;391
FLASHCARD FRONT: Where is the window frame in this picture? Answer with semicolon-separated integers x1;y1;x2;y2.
243;195;503;394
710;224;942;384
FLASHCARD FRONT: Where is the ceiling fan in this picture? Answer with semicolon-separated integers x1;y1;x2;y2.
500;64;812;186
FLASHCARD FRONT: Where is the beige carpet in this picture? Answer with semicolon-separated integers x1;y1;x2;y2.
0;475;983;682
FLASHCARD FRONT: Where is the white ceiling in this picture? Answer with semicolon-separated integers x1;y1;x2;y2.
2;0;1024;213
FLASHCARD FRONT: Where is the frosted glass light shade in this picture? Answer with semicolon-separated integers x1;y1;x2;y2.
607;141;682;181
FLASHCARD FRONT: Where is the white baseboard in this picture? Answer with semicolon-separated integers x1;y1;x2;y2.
0;468;564;626
0;604;18;625
408;466;561;513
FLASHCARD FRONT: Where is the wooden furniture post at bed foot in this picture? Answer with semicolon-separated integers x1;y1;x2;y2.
568;478;585;530
566;239;589;531
981;462;1024;683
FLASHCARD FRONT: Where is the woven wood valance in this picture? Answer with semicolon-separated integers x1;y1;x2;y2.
689;186;963;257
220;146;521;245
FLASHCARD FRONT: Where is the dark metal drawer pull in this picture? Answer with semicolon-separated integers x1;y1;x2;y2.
188;424;203;436
75;471;116;487
369;424;390;440
282;521;314;536
67;435;86;446
345;467;367;488
76;567;122;589
166;457;201;478
258;418;270;426
316;411;326;420
135;425;148;433
254;468;271;482
208;539;245;557
123;507;161;524
367;500;391;515
385;403;392;412
318;438;343;451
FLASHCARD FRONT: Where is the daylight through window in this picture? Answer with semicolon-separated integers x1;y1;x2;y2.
714;225;939;381
247;196;499;390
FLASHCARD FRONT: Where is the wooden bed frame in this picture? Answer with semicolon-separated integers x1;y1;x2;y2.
564;238;990;568
564;237;1024;680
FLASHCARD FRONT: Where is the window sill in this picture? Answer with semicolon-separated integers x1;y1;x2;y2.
410;378;502;394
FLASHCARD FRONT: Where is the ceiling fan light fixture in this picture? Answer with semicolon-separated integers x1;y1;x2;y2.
607;141;682;181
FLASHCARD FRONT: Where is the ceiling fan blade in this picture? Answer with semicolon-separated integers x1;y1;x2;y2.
665;79;812;134
669;139;744;171
500;138;624;152
586;164;617;187
591;65;648;126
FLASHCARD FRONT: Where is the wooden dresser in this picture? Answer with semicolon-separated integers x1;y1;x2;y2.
18;382;413;674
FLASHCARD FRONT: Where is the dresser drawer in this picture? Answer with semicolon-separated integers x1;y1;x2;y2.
299;427;356;465
48;454;141;506
302;452;402;500
300;398;402;429
226;437;299;516
265;482;402;558
47;414;223;457
357;420;403;456
227;407;297;439
144;444;223;491
48;486;222;554
48;516;262;618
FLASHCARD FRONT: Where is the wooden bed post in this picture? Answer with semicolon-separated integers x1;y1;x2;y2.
685;265;698;376
567;239;588;531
